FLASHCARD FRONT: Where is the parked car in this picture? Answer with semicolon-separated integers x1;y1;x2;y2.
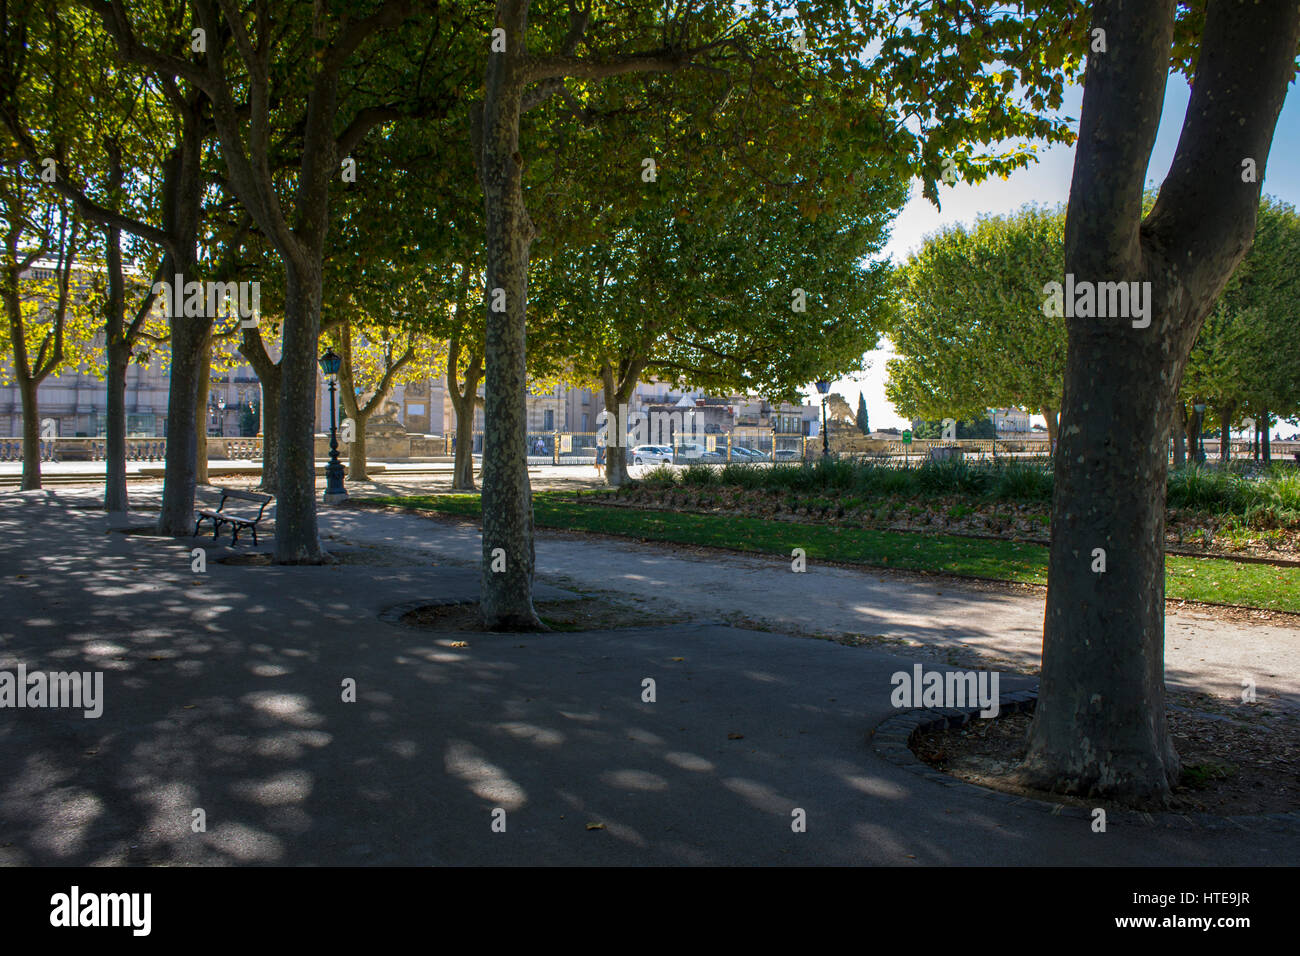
774;449;802;461
630;444;673;465
674;442;709;460
729;446;765;460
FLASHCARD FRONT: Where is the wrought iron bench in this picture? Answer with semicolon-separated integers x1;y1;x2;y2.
193;485;274;545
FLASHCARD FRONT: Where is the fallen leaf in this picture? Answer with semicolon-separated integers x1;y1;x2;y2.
727;732;744;740
671;656;684;662
450;641;469;648
586;822;605;830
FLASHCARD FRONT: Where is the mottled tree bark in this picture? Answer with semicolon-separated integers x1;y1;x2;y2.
239;325;281;493
275;263;325;562
157;275;207;534
102;144;166;516
447;331;483;491
17;378;41;490
338;323;370;482
1040;405;1059;452
600;355;645;487
155;124;209;536
1020;0;1300;804
104;339;130;512
101;203;130;515
195;336;212;486
2;213;78;491
476;0;542;628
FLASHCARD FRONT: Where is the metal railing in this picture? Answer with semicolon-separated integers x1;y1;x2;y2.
518;430;813;464
0;436;263;462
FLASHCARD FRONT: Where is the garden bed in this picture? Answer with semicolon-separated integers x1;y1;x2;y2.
584;460;1300;563
911;699;1300;815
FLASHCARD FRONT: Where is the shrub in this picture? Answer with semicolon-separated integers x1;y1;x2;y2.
641;464;678;489
681;463;719;487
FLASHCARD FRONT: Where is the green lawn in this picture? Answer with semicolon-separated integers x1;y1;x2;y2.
366;492;1300;612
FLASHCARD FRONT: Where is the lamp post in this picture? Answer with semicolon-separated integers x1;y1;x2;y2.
319;348;347;503
1193;402;1206;464
217;396;226;437
815;380;831;458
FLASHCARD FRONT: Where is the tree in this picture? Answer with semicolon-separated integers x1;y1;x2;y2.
887;205;1067;446
856;393;869;436
0;184;93;489
529;34;909;487
475;0;1090;627
320;100;489;490
472;0;743;628
1182;198;1300;462
331;306;445;481
86;0;468;561
445;262;485;490
7;1;217;533
912;417;994;440
1020;0;1300;804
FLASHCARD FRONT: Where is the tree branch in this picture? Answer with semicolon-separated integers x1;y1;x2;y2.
1143;0;1300;304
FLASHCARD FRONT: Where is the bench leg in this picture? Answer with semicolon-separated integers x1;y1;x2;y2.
230;524;240;546
250;525;257;546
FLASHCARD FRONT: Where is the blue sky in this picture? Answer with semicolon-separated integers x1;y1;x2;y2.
807;73;1300;430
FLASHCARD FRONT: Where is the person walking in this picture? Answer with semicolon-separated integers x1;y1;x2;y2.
593;435;605;477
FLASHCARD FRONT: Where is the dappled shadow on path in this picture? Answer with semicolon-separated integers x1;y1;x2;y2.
0;494;1288;865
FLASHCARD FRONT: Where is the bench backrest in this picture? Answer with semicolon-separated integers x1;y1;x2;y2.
220;489;274;505
195;485;274;516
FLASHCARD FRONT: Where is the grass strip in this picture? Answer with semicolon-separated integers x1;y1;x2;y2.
367;492;1300;612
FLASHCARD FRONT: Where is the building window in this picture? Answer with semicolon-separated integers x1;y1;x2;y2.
543;409;554;431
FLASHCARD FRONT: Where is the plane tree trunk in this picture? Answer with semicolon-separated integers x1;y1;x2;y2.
447;329;483;492
239;325;281;493
2;212;79;491
274;261;326;563
599;354;646;487
155;121;209;536
195;334;212;486
1019;0;1300;805
475;2;542;629
1040;405;1059;453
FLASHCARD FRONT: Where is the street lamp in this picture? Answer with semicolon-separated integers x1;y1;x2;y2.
217;396;226;437
319;348;347;503
1193;402;1206;464
816;380;831;458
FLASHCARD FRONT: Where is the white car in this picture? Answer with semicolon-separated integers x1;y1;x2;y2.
630;444;673;465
